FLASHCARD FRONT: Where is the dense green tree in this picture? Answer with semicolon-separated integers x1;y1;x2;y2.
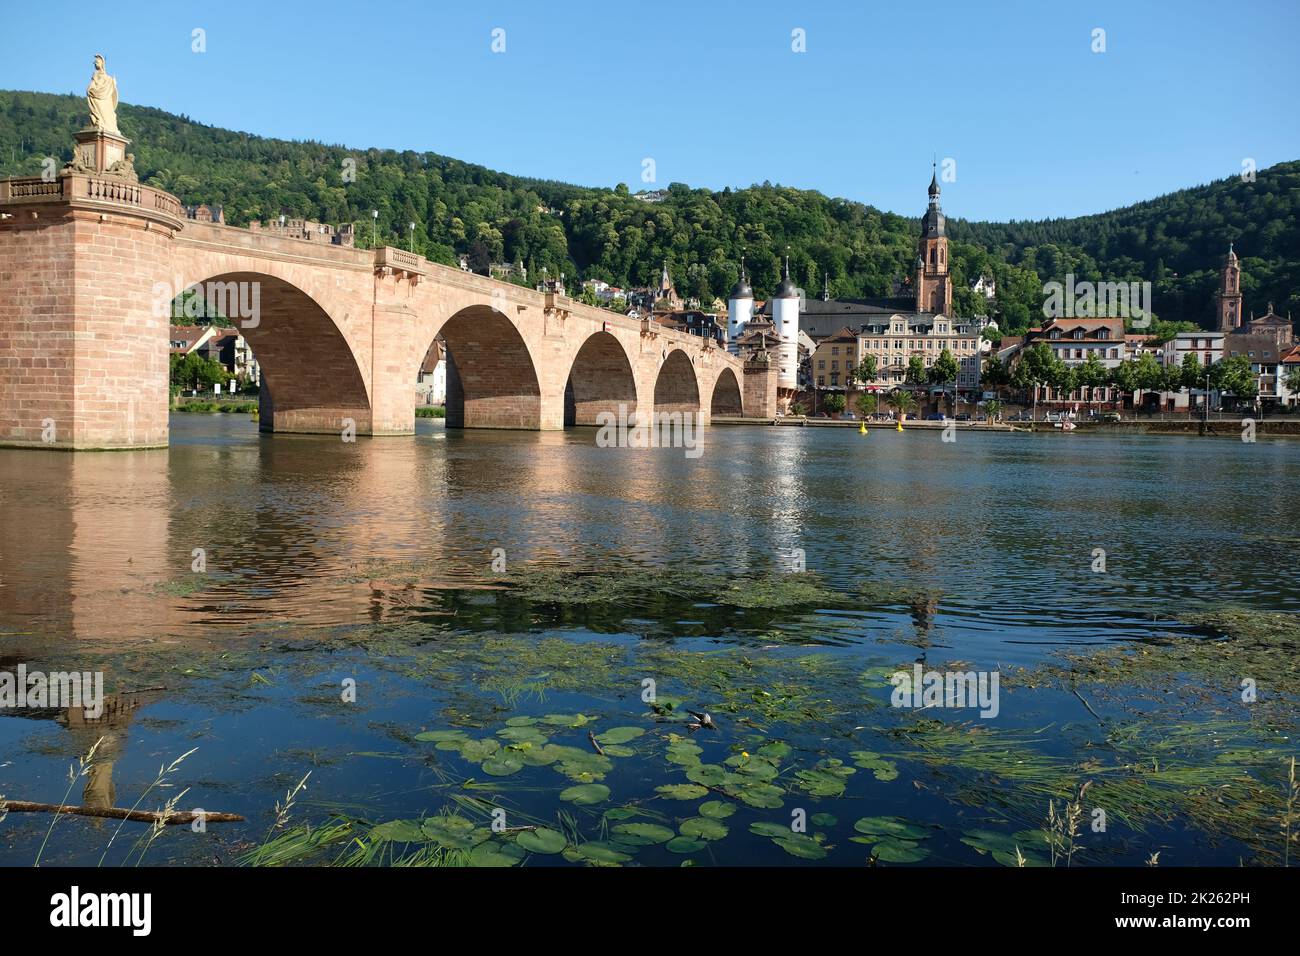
3;91;1296;332
170;352;228;391
1211;354;1257;399
928;348;960;412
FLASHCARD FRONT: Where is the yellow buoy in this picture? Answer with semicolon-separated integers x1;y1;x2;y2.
859;421;868;435
895;420;904;431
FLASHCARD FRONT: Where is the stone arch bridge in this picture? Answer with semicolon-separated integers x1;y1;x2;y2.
0;174;774;449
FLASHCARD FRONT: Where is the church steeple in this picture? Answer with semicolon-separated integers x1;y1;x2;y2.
916;164;951;314
1216;242;1243;331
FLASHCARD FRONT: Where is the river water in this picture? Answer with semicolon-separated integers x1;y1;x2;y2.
1;414;1297;866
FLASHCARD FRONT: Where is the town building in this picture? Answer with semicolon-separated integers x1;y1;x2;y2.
1283;346;1300;407
1208;246;1295;403
811;327;860;389
1224;333;1285;406
971;274;996;301
416;340;446;405
1019;318;1126;408
853;314;981;397
729;169;980;407
654;310;725;346
169;325;259;384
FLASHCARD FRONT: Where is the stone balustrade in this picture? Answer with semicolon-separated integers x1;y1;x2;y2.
0;173;185;230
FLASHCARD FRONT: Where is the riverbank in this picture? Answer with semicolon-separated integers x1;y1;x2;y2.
711;415;1300;437
711;416;1013;431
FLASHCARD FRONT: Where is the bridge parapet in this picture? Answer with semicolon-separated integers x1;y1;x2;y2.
374;245;429;281
0;174;184;231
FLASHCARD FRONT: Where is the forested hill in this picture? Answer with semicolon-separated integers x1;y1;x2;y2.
2;89;1296;335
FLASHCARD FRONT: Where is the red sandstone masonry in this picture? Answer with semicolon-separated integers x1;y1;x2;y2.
1;179;760;448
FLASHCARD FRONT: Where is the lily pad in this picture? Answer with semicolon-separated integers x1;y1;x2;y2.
656;783;709;800
679;817;728;841
497;726;548;744
698;800;736;819
575;841;632;864
421;816;486;850
733;782;784;809
962;829;1048;866
848;750;900;781
555;751;613;781
459;738;501;761
611;822;675;845
750;821;796;838
872;838;929;863
853;816;929;840
773;833;828;860
685;764;728;786
666;836;706;854
541;713;592;728
559;783;610;805
469;841;526;867
596;727;646;745
794;759;856;797
516;827;567;854
368;820;430;843
480;753;525;776
666;742;703;766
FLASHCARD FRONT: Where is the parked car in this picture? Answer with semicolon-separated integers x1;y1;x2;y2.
1009;412;1032;421
1098;411;1122;423
955;414;971;422
926;413;947;421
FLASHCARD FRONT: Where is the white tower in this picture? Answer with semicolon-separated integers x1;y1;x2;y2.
772;255;800;389
726;258;753;355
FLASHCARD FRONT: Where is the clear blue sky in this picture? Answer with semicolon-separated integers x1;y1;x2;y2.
2;0;1296;221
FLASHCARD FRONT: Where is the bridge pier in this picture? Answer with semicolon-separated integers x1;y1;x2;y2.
0;175;183;449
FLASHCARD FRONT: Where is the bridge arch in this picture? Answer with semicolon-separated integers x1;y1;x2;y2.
564;330;638;426
438;304;543;429
653;348;701;417
709;367;743;417
183;271;371;434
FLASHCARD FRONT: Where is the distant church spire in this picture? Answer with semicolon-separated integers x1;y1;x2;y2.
916;164;951;314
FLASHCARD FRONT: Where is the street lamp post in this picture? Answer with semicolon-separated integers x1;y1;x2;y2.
371;209;378;248
408;222;415;253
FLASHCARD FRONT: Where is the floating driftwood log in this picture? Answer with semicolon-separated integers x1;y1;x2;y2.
0;800;243;825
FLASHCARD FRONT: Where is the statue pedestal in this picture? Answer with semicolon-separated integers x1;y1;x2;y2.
70;127;130;173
